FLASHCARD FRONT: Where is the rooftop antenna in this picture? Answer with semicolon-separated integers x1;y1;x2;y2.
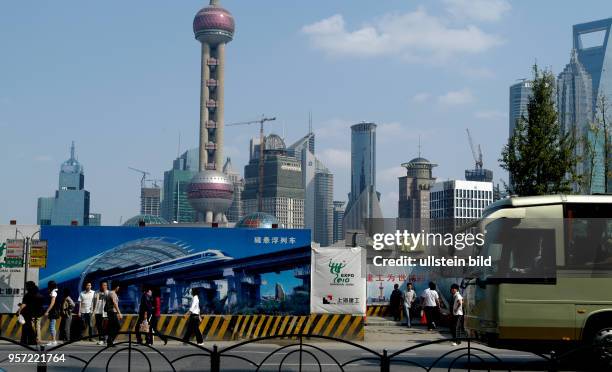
418;135;422;157
70;141;76;160
177;131;181;158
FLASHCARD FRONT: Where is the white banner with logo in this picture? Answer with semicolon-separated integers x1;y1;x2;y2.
310;246;366;314
0;225;40;313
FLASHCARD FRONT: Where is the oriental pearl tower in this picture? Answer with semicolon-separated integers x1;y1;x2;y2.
187;0;235;223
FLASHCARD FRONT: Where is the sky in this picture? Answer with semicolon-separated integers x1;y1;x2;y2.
1;0;611;225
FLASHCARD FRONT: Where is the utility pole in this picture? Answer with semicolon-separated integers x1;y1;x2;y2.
227;116;277;211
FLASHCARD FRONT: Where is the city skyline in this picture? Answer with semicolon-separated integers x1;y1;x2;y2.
2;1;611;224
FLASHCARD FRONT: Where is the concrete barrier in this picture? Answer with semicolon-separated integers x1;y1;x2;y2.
1;313;364;342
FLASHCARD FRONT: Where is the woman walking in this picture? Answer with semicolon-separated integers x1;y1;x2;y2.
43;281;59;346
182;288;204;345
150;287;168;345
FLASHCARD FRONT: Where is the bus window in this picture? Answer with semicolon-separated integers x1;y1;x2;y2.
565;203;612;270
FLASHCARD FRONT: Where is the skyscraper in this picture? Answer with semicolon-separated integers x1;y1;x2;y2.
398;156;437;232
37;142;100;226
509;80;533;138
557;49;604;194
343;122;382;234
242;134;304;228
573;18;612;111
288;131;334;246
573;18;612;191
161;149;198;223
188;0;235;223
332;201;346;244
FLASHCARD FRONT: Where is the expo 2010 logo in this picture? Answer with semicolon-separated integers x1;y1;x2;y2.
328;259;354;285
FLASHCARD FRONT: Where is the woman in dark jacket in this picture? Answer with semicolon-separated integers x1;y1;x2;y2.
17;281;44;345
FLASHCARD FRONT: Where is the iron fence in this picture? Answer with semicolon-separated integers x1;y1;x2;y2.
0;331;610;371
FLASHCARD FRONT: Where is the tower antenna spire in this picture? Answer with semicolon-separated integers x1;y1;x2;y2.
418;135;422;158
70;141;76;160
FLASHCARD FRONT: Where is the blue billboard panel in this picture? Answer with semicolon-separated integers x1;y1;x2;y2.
39;226;311;315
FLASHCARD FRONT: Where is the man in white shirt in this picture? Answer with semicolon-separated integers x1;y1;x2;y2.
403;282;416;327
78;282;94;341
182;288;204;345
421;282;440;331
450;283;464;346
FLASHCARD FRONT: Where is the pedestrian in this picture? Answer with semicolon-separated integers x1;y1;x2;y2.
182;288;204;345
421;282;440;331
403;282;416;327
78;281;94;341
16;281;44;346
59;288;75;342
43;281;59;346
105;281;123;347
150;287;168;345
92;281;109;345
450;283;464;346
135;287;153;345
389;283;403;321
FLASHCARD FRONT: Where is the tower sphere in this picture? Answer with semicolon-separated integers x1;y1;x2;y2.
187;170;234;217
193;5;235;44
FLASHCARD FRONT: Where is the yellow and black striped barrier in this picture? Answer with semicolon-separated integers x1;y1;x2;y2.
367;304;392;317
1;313;364;341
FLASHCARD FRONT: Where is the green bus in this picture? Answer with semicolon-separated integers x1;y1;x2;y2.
464;195;612;355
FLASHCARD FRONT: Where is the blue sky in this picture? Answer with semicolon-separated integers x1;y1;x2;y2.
1;0;610;225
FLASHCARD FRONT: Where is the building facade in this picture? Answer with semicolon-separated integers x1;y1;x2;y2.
509;80;533;138
398;157;437;232
37;142;100;226
161;149;198;223
222;157;244;223
288;132;333;246
557;49;604;194
344;122;382;234
332;201;345;244
242;134;305;228
430;180;494;233
140;187;161;217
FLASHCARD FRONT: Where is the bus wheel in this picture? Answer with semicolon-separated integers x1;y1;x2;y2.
593;327;612;367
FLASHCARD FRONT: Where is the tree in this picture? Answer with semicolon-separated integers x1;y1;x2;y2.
500;65;579;196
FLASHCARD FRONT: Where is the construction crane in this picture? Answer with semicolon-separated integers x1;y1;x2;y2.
128;167;150;188
466;129;483;170
227;115;277;211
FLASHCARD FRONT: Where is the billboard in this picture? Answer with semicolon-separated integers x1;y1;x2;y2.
0;225;40;313
38;225;311;315
310;247;366;314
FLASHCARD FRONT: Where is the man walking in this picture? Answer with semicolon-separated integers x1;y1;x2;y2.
450;284;464;346
389;284;403;322
78;282;94;341
421;282;440;331
403;282;416;327
105;281;122;347
92;281;108;345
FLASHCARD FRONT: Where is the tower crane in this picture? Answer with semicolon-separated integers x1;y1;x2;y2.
128;167;150;188
466;129;483;170
227;115;277;211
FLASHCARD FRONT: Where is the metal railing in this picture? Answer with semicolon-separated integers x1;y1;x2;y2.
0;331;610;371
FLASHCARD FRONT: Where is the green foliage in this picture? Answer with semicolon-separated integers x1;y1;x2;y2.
500;65;579;196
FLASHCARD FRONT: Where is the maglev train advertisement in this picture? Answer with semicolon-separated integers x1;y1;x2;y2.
39;226;311;315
